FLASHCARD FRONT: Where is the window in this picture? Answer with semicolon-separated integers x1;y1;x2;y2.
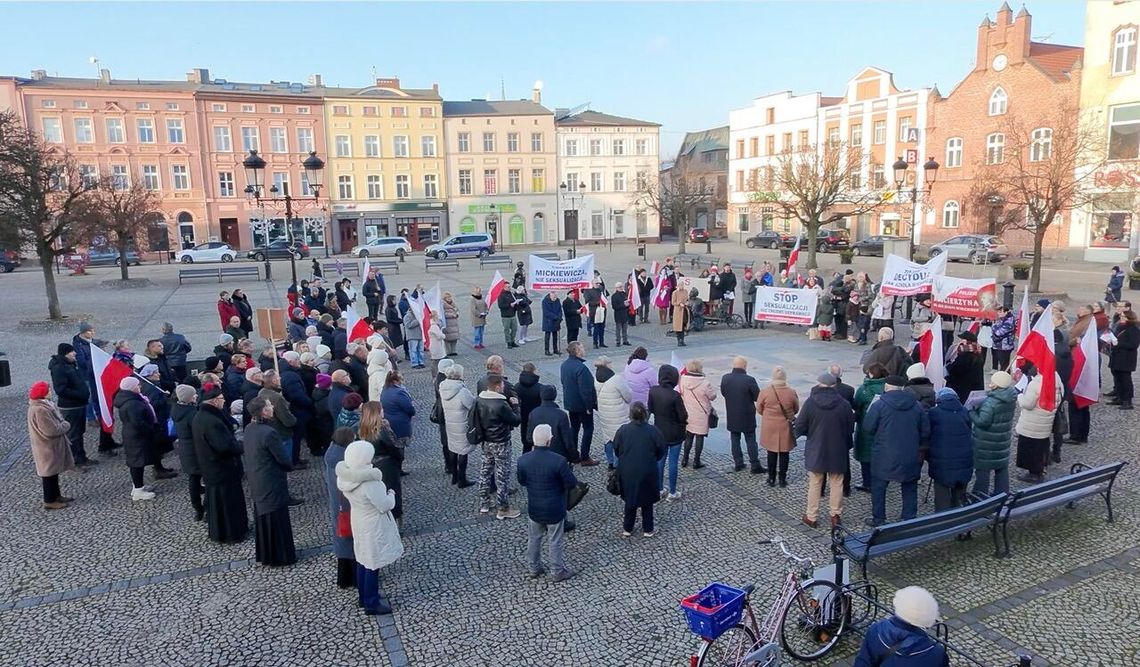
79;165;98;188
395;175;410;199
136;118;154;143
458;132;471;152
749;137;759;157
613;172;626;192
269;105;282;114
988;88;1008;116
736;139;745;159
635;170;647;190
338;175;354;199
1109;103;1140;160
850;125;863;147
898;117;913;142
366;175;382;200
614;212;624;235
873;120;886;145
163;102;178;111
297;106;311;115
591;212;604;237
424;174;438;198
419;107;435;118
363;135;380;157
172;165;190;190
300;172;313;196
105;118;125;143
783;132;793;150
393;136;409;157
269;127;286;153
41;117;62;143
392;107;408;118
74;118;93;143
362;105;378;117
211;103;226;112
849;172;862;189
296;127;313;153
1114;27;1138;75
637;209;648;235
166;118;184;144
41;100;56;109
531;168;545;192
799;130;809;146
564;173;579;191
636;138;649;155
566;139;579;156
136;102;150;111
218;171;235;198
945;137;963;168
507;132;519;152
1030;128;1053;162
508;169;521;194
942;201;960;228
872;164;886;189
241;127;259;152
332;105;349;116
766;135;775;154
591;172;603;192
484;169;498;195
73;100;89;110
589;139;602;156
458;169;472;195
736;170;745;192
112;165;129;191
241;104;255;113
214;126;233;152
827;127;840;146
482;132;495;152
335;135;351;157
765;107;776;124
531;132;543;152
272;172;288;195
141;165;159;190
986;133;1005;164
421;135;436;157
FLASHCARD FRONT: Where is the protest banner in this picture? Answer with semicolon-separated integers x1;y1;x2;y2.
930;275;999;319
879;252;947;296
753;287;819;325
528;254;595;290
676;276;710;301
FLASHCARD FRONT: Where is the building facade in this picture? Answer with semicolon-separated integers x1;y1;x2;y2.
323;78;447;252
554;110;661;244
926;4;1083;251
442;92;557;246
1074;0;1140;262
668;126;728;238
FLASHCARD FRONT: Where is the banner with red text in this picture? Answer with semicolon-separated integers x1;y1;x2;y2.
753;287;819;325
528;254;595;291
879;252;947;296
930;275;999;319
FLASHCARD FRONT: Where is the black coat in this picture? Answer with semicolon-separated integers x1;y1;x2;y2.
720;271;738;296
347;358;370;398
280;365;314;417
497;289;518;318
232;294;254;332
311;386;334;445
49;355;90;409
529;390;578;463
560;356;596;413
517;447;578;525
213;345;234;369
241;380;262;425
648;366;688;443
160;332;193;368
905;378;937;409
946;349;985;403
332;328;348;359
141;380;173;456
147;354;177;392
517;371;543;446
836;381;856;409
171;401;199;475
114;389;156;469
862;341;910;377
614;421;666;507
719;368;760;432
516;295;534;326
243;421;293;515
384;306;404;348
1111;321;1140;372
223;365;246;407
795;386;855;474
562;297;583;330
298;364;318;398
612;291;630;324
193;403;244;486
474;391;521;443
316;321;335;348
328;383;351;418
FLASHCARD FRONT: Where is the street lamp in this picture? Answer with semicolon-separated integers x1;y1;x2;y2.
893;155;939;322
243;149;324;284
560;181;586;259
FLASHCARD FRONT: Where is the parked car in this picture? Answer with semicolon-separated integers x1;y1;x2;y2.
689;227;710;243
246;240;309;261
177;242;237;263
86;246;141;267
744;230;795;249
0;256;14;273
350;237;411;258
928;234;1010;264
423;232;494;259
0;248;21;267
851;235;908;257
801;228;851;253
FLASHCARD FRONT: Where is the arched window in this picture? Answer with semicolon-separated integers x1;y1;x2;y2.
986;133;1005;165
1030;128;1053;162
988;87;1008;116
942;201;960;229
945;137;963;168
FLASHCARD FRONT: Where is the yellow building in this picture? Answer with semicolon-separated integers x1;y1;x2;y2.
323;77;446;252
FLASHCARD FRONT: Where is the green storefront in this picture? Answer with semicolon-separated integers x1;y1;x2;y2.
459;203;526;245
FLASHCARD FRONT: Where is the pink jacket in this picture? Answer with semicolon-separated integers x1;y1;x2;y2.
679;373;717;435
623;359;657;407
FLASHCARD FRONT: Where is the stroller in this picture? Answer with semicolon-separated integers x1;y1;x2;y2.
701;298;745;329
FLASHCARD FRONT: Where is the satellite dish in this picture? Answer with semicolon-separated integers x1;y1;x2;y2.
89;56;99;65
534;80;544;90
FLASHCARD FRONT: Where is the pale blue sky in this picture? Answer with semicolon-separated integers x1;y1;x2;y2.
0;1;1087;156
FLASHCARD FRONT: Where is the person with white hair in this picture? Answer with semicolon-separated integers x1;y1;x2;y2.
861;327;910;378
113;376;159;501
367;343;393;403
515;286;534;345
517;423;580;581
853;586;947;666
336;440;404;615
428;315;447;377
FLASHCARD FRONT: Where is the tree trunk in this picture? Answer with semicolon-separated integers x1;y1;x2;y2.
677;218;687;254
37;240;64;320
805;220;819;270
118;238;130;280
1029;223;1046;294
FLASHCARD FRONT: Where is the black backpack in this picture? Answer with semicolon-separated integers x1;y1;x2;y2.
466;402;483;445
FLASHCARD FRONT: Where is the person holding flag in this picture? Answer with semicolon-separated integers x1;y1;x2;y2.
1066;305;1101;445
612;281;631;347
1013;304;1063;483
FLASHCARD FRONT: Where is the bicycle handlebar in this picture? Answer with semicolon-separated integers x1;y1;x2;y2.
761;536;814;566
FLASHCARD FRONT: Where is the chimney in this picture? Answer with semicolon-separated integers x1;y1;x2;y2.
532;80;543;105
99;68;111;84
375;76;400;89
31;69;46;80
432;82;439;94
186;68;210;84
307;73;323;86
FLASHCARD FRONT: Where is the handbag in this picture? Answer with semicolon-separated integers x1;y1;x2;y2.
429;400;442;424
770;386;797;441
567;482;589;510
606;470;622;496
335;494;352;538
686;386;717;430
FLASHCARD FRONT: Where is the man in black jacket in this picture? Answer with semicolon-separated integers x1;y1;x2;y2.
517;363;543;453
720;263;738;315
474;374;522;519
144;339;177;392
497;287;519;349
796;373;856;529
562;290;583;345
611;283;630;347
517;423;579;581
159;322;193;383
362;270;384;320
332;317;348;359
636;268;653;323
280;352;314;467
720;357;764;474
49;343;95;466
529;385;577;464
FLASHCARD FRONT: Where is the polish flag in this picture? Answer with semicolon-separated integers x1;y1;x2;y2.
345;304;372;343
628;268;641;316
409;282;443;349
786;236;801;277
485;270;508;309
670;350;688;389
1015;303;1057;411
917;315;946;390
1016;288;1031;351
362;256;372;284
90;344;135;433
651;267;670;309
1070;320;1100;409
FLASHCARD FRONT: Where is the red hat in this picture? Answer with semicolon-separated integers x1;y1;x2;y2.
28;381;50;400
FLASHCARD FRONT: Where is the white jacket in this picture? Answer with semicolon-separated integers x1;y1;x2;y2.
335;462;404;570
596;373;632;442
1014;372;1063;440
440;378;477;455
428;322;446;361
366;348;392;402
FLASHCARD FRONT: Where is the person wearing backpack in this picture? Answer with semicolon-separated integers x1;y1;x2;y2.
471;374;522;519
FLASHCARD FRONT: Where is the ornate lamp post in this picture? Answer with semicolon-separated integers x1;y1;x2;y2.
892;155;940;260
243;150;324;284
560;181;586;259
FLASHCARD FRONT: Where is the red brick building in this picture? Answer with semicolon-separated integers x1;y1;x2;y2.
925;3;1082;251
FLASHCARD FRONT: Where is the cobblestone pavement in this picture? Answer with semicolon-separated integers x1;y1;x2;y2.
0;249;1136;666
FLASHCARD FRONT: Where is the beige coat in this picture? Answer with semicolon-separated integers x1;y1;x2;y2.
672;287;689;333
27;399;75;477
757;383;800;453
679;373;717;435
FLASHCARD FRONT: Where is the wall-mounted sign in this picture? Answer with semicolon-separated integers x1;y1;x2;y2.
469;204;517;214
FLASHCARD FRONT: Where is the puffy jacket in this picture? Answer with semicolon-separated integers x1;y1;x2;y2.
474;390;521;443
927;393;974;487
497;289;517;318
529;386;577;462
440;378;476;455
679;372;717;435
114;389;156;469
381;385;416;438
560;356;596;413
596;369;633;442
366;348;392;402
905;378;936;409
863;389;930;483
648;365;688;443
279;366;313;416
517;447;578;525
970;386;1016;470
991;313;1016;352
428;322;446;361
1015;372;1062;439
854;376;887;463
49;354;90;409
541;296;563;332
623;359;657;408
853;616;949;667
516;294;534;326
469;295;489;327
160;332;192;368
443;302;460;342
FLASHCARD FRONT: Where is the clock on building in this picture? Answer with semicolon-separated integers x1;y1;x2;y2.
992;54;1008;71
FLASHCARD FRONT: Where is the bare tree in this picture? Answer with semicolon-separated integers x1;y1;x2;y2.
748;141;884;269
0;111;95;319
77;176;163;280
630;161;716;254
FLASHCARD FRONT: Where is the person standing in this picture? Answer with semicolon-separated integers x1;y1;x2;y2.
336;440;404;616
741;268;759;328
366;346;392;403
595;356;633;468
853;363;888;492
862;327;910;376
797;373;854;528
243;396;297;567
159;323;193;383
428;316;447;379
384;294;405;358
49;342;94;468
970;371;1017;496
402;306;425;369
946;331;985;403
193;384;249;543
497;285;520;349
217;291;240;331
441;364;477;487
1107;265;1124;304
72;322;120;456
1014;367;1063;483
990;306;1016;370
904;363;936;409
680;359;716;470
615;402;666;537
612;282;630;347
474;374;523;518
114;377;158;501
721;357;763;475
530;385;578;464
589;280;609;349
517;362;543;454
542;292;563;356
442;292;460;356
171;385;203;521
862;375;930;526
757;366;800;487
280;352;314;467
636;268;653;323
515;287;534;346
623;347;657;408
363;270;383;320
517;423;579;581
358;402;404;520
380;371;415;473
257;370;300;468
561;341;599;466
927;387;974;512
231;289;255;335
1108;310;1140;410
469;288;488;351
562;289;583;346
27;381;76;510
325;427;357;588
672;283;691;347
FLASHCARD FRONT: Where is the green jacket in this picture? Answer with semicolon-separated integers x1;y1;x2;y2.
969;386;1017;470
853;377;887;462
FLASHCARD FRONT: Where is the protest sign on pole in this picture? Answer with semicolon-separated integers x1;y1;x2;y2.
879;252;948;296
753;287;819;325
930;275;999;319
528;254;595;290
676;276;710;301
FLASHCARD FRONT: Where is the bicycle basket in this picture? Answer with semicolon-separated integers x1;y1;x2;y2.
680;583;746;640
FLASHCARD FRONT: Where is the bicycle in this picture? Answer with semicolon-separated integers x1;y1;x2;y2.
687;537;850;667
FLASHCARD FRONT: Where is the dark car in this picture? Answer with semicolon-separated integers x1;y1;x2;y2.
689;227;710;243
0;248;21;267
246;240;310;261
851;235;908;257
0;256;14;273
86;246;142;266
745;230;795;249
800;228;850;253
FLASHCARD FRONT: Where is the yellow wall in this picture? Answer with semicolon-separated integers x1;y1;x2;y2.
1081;0;1140;113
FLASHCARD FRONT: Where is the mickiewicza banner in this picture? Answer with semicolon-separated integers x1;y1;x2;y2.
878;252;948;296
753;287;819;325
930;275;999;319
528;254;595;290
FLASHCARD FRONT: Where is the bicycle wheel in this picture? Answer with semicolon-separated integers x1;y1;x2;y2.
696;623;758;667
778;579;849;661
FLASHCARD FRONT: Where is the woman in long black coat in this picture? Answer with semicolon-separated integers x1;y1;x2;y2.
171;385;202;520
1109;310;1140;409
614;402;666;537
140;374;177;477
945;332;986;403
114;377;157;498
243;396;296;566
562;291;584;344
384;294;405;355
193;386;249;543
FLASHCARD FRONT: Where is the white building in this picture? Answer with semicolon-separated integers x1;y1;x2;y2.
555;109;661;243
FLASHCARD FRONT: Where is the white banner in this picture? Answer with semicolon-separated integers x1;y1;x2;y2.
676;276;710;301
753;287;819;325
528;254;595;291
879;252;947;296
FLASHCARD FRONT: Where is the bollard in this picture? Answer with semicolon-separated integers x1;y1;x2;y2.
1002;281;1015;310
705;239;712;254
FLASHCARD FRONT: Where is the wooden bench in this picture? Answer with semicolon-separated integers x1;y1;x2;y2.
533;251;561;261
993;461;1126;557
368;259;400;274
425;257;460;271
219;265;261;281
832;492;1008;578
178;268;221;284
322;262;360;277
726;258;755;271
479;254;513;268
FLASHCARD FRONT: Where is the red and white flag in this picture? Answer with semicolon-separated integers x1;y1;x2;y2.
345;304;372;343
485;270;508;309
90;344;134;433
786;236;801;277
1070;320;1100;409
628;268;642;316
1015;303;1058;411
670;350;688;390
1016;288;1031;351
409;282;443;349
362;256;372;283
917;315;946;390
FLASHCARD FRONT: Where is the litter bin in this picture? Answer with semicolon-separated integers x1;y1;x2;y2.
637;242;646;259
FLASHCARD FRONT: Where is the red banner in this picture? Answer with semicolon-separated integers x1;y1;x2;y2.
930;275;998;319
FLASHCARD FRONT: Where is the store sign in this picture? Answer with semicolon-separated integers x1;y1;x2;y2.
1093;169;1140;188
469;204;517;214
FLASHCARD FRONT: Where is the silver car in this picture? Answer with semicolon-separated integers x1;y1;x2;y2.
928;234;1010;264
350;236;411;258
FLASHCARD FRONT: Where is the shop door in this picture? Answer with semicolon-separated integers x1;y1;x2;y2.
220;219;240;248
413;224;439;250
338;220;358;251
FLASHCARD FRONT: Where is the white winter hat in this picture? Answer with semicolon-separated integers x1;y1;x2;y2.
906;363;927;381
893;586;940;628
316;344;332;359
344;440;375;469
